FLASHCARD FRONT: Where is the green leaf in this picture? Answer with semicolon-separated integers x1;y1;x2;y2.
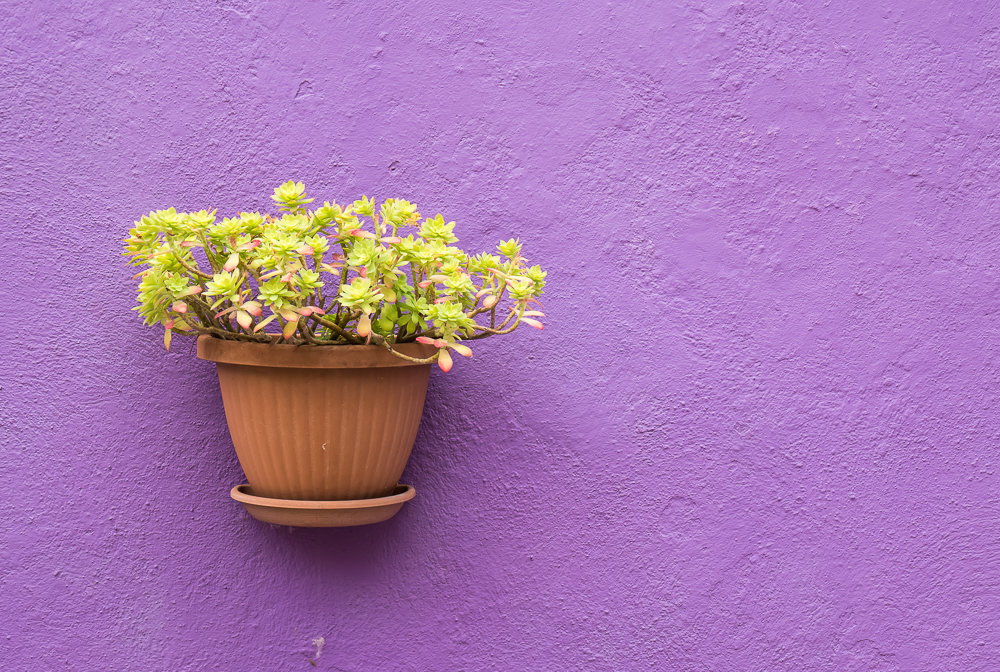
271;181;314;212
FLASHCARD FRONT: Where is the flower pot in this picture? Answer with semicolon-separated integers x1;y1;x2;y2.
197;335;435;522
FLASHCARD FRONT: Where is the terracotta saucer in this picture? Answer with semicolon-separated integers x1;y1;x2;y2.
230;484;416;527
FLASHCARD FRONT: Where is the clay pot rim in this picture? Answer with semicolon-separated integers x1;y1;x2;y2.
230;483;415;509
196;334;436;369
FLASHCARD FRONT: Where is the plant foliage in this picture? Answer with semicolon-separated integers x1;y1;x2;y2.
124;182;546;370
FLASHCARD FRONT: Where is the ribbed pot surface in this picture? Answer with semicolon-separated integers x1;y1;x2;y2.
197;336;434;500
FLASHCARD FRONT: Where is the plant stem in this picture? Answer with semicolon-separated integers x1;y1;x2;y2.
308;314;363;344
171;249;213;279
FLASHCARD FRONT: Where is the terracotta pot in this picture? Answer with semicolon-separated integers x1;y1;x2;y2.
197;335;435;501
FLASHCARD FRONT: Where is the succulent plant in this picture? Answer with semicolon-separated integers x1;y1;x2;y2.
125;182;546;371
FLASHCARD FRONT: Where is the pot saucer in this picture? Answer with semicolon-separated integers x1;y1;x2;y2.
230;484;415;527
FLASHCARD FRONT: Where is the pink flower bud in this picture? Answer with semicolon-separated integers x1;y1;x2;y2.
437;348;453;372
521;317;544;330
357;314;372;337
450;343;473;358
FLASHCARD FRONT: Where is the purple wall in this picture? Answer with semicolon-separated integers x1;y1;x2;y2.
3;1;999;669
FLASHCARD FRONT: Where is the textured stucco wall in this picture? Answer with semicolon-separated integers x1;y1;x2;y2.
3;1;1000;669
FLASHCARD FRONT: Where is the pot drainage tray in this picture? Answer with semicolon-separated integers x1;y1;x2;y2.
230;484;415;527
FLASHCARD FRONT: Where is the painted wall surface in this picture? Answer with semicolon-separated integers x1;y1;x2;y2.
2;1;999;669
